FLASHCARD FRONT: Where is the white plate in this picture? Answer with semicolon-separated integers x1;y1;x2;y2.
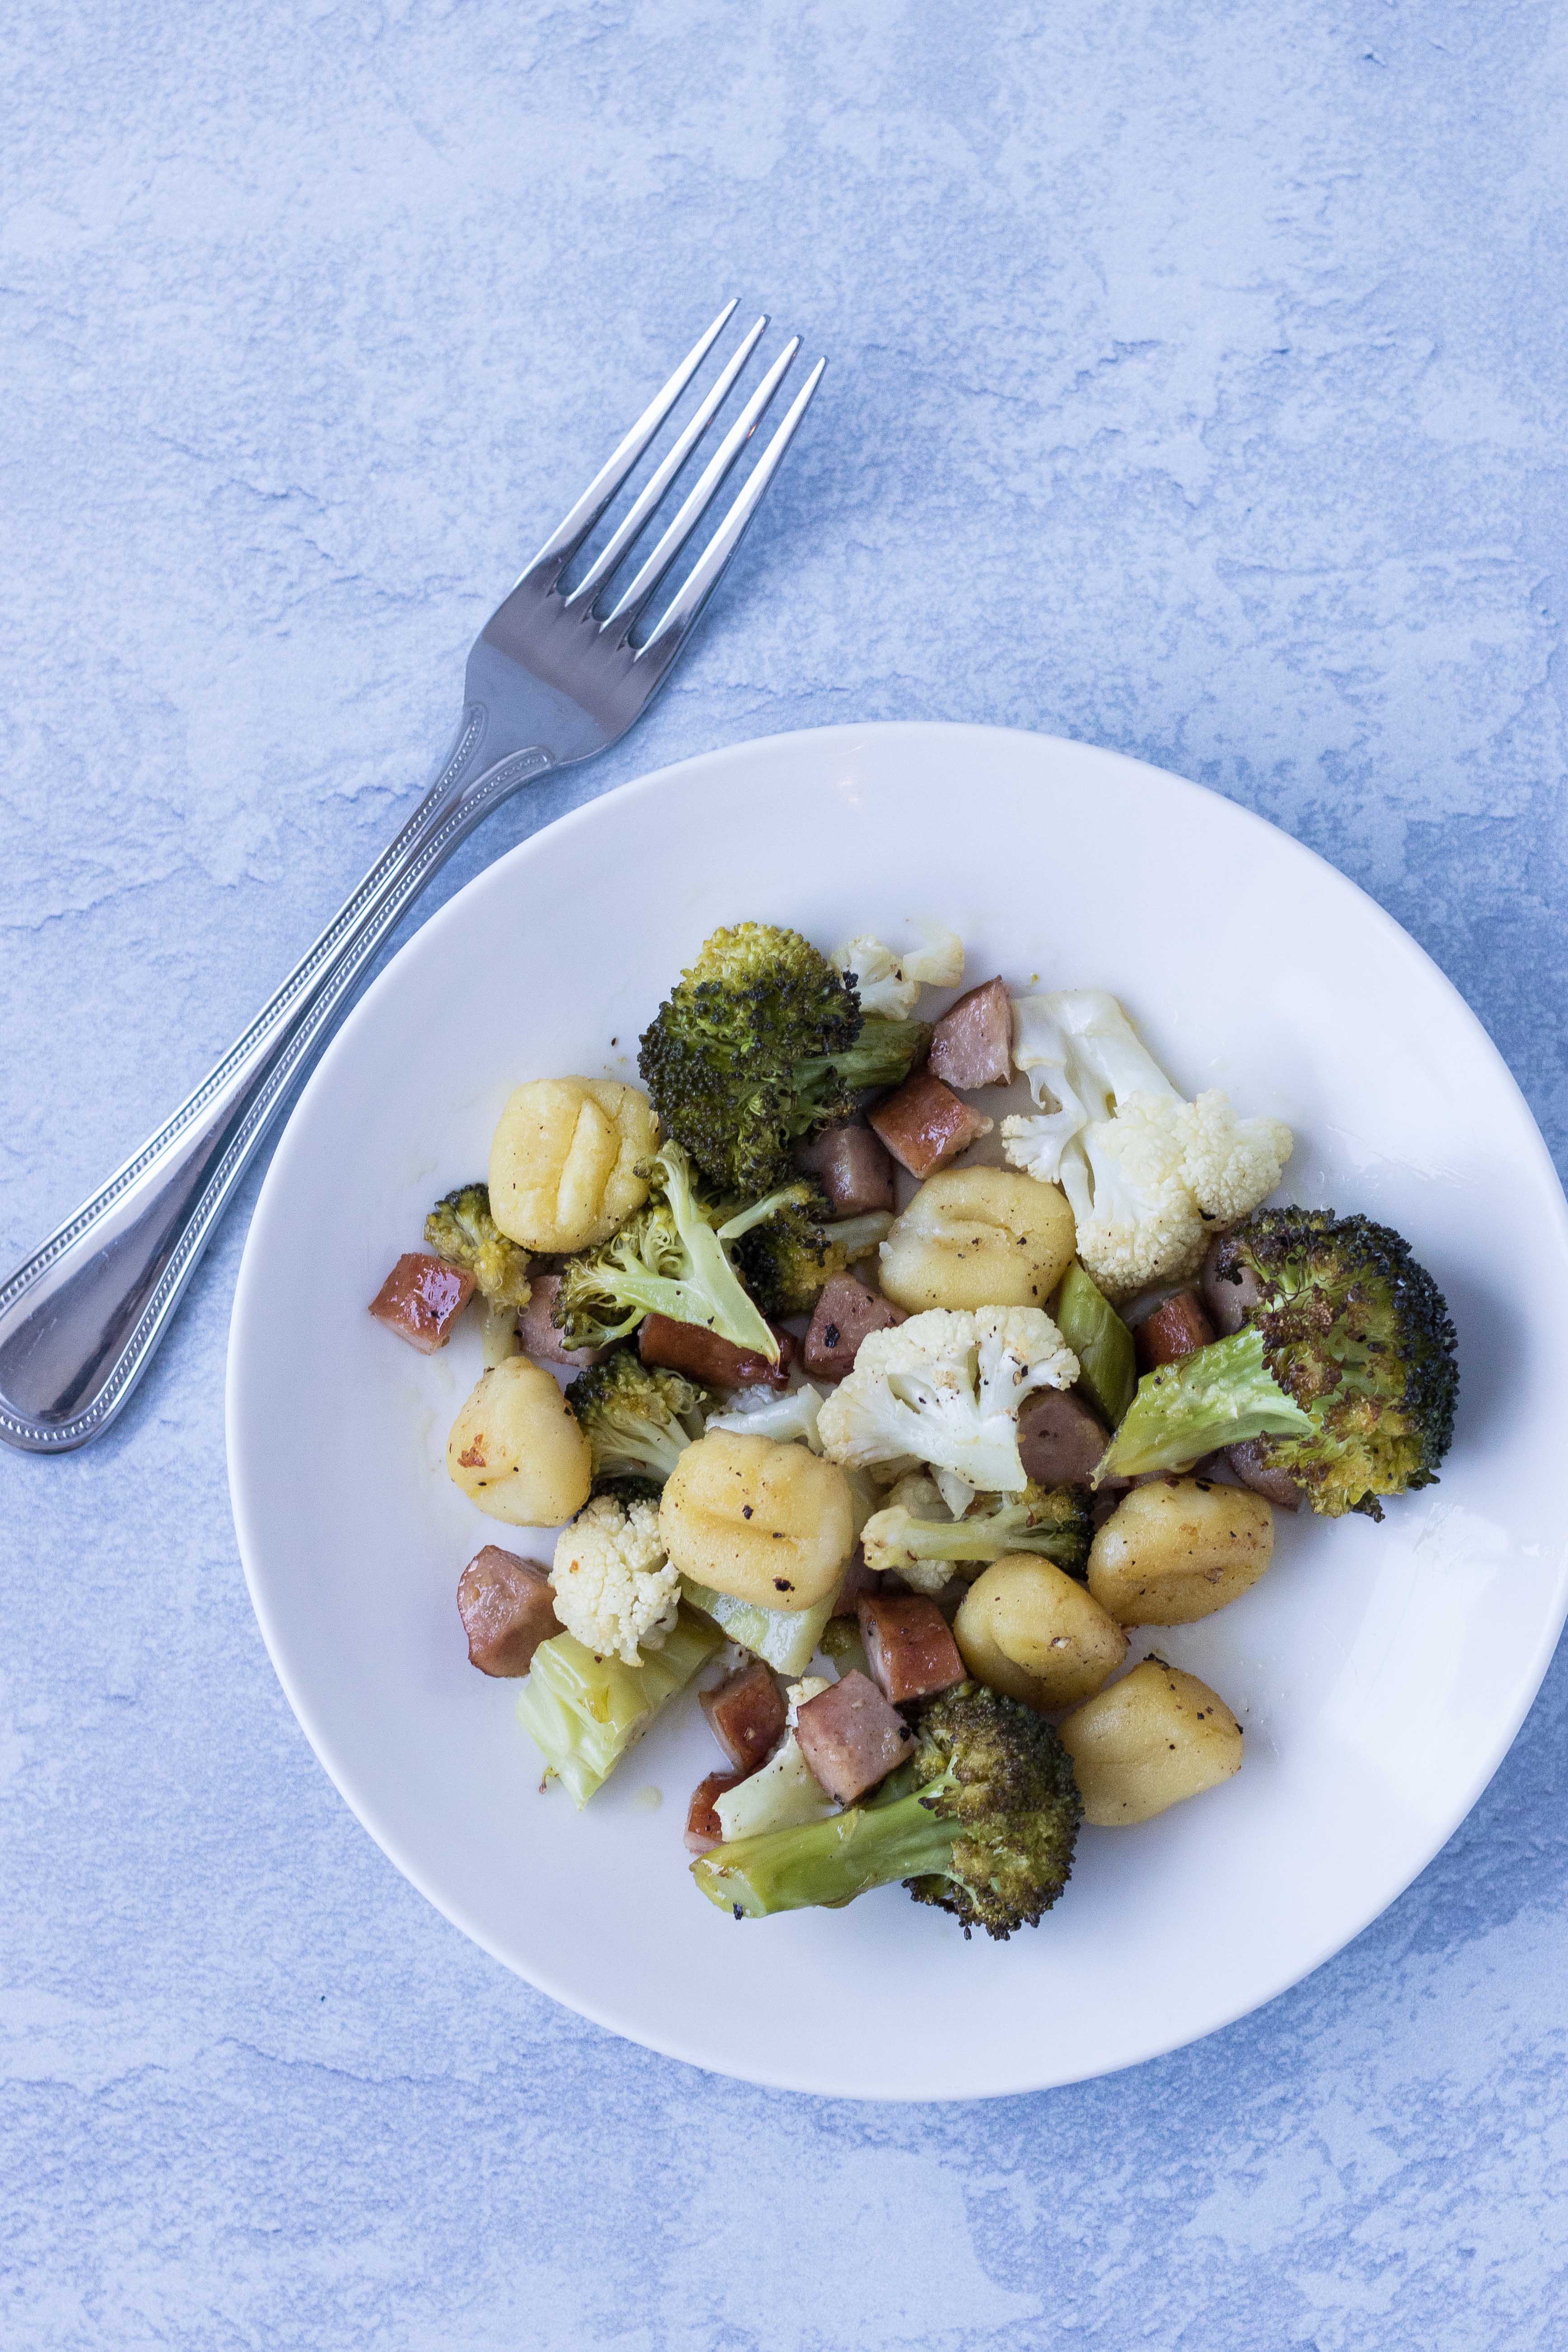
226;721;1568;2100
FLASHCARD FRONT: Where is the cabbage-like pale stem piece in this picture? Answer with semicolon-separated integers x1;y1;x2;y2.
516;1607;721;1805
680;1579;837;1677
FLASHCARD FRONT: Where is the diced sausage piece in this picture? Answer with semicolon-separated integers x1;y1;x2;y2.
517;1272;606;1368
794;1671;916;1804
1135;1289;1216;1371
857;1593;967;1706
831;1548;881;1616
701;1660;787;1773
803;1273;908;1380
868;1068;994;1179
1201;1237;1266;1336
794;1122;897;1215
638;1313;796;1391
927;977;1012;1091
1016;1388;1109;1486
456;1546;560;1677
1226;1440;1304;1512
685;1770;743;1855
369;1252;474;1353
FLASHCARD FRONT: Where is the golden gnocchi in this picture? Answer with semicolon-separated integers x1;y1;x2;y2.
659;1430;855;1612
489;1078;659;1253
879;1166;1076;1312
446;1354;592;1526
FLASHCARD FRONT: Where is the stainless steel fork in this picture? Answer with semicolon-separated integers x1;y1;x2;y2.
0;302;824;1454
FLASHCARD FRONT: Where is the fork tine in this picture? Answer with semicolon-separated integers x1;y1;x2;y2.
566;314;769;610
637;358;826;662
524;300;738;573
599;336;803;631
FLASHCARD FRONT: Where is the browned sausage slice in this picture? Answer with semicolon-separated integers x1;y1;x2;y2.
369;1252;474;1353
1134;1288;1216;1370
793;1123;897;1214
638;1312;796;1391
520;1272;607;1368
456;1546;561;1676
831;1547;881;1616
868;1068;994;1178
685;1770;744;1854
857;1593;966;1705
927;977;1012;1090
701;1660;787;1772
1016;1388;1109;1486
803;1273;908;1380
1201;1237;1266;1335
794;1671;916;1804
1226;1440;1304;1512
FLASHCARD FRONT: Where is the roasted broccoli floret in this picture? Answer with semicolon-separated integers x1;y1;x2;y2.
731;1185;893;1317
691;1680;1082;1940
423;1183;532;1308
552;1141;780;1360
566;1352;705;1491
861;1474;1091;1588
638;923;927;1195
1098;1207;1459;1519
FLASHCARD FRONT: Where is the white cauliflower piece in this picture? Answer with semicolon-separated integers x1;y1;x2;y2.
549;1495;680;1667
705;1379;827;1453
1175;1090;1295;1224
815;1307;1078;1511
1000;991;1292;1302
831;924;965;1019
861;1470;956;1594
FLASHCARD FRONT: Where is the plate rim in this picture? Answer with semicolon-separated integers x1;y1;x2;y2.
226;717;1568;2099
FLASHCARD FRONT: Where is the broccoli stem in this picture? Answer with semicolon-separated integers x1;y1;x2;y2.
1096;1325;1314;1481
692;1777;958;1917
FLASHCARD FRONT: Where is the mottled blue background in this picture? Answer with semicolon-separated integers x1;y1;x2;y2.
4;1;1567;2344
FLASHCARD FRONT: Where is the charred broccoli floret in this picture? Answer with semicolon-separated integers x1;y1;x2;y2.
638;923;927;1195
423;1183;532;1308
566;1351;706;1492
552;1141;780;1359
1099;1207;1459;1519
730;1185;893;1317
691;1680;1082;1941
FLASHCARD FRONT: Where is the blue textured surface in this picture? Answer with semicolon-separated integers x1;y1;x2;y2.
4;2;1567;2344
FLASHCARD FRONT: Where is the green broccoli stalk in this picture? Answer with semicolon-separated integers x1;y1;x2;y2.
790;1017;932;1132
638;923;927;1195
692;1682;1082;1940
552;1142;780;1360
423;1183;532;1309
861;1478;1091;1588
1097;1207;1459;1519
566;1352;706;1491
731;1186;894;1318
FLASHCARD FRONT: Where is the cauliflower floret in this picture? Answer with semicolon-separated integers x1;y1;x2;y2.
1001;992;1292;1302
704;1379;828;1453
1174;1090;1295;1224
815;1307;1078;1513
862;1470;956;1594
549;1495;680;1666
831;924;965;1019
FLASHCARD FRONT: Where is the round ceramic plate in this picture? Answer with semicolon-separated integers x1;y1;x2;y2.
226;721;1568;2100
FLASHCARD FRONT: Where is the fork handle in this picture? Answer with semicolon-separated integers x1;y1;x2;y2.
0;714;553;1453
